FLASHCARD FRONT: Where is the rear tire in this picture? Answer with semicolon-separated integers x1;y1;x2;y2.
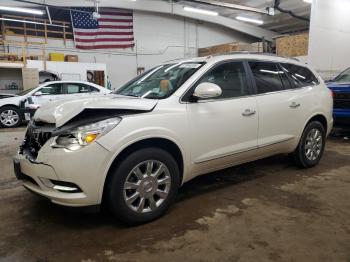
106;147;180;225
0;106;22;128
293;121;326;168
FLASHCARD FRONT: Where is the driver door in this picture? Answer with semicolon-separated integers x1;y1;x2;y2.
185;61;259;175
31;83;65;106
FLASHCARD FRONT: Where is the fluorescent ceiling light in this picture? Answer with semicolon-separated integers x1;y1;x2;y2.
0;18;68;28
236;16;264;25
183;6;218;16
303;0;312;3
0;6;44;15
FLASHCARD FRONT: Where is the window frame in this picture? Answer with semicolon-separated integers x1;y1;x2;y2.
246;60;289;95
180;59;320;102
63;83;99;94
246;60;320;95
36;83;64;96
181;60;255;103
278;63;320;89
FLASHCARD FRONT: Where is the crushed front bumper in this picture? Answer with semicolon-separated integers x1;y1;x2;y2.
14;139;111;207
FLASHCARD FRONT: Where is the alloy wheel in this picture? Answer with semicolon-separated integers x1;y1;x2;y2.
0;109;19;127
304;128;323;161
123;160;171;213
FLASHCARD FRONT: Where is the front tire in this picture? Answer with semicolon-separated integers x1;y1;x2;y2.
0;106;22;128
293;121;326;168
106;147;180;225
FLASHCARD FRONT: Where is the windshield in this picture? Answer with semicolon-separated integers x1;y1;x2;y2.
334;68;350;83
16;87;35;96
115;62;205;99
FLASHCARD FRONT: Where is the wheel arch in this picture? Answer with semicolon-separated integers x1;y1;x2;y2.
101;137;185;204
0;104;20;110
304;114;328;134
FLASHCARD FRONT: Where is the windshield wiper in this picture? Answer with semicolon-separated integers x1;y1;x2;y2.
123;94;140;97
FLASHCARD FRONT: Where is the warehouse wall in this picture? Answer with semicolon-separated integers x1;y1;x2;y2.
6;11;257;89
308;0;350;79
0;68;23;91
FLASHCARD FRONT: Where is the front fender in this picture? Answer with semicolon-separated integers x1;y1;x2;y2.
96;126;189;204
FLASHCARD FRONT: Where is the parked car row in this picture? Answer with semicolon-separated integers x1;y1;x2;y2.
0;81;111;128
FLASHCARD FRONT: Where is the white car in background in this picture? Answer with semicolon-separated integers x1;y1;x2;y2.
0;81;111;128
14;54;333;225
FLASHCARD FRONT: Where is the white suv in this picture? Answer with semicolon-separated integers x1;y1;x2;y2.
14;54;333;225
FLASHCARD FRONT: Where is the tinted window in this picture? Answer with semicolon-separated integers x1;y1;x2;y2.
280;63;319;88
197;62;249;99
277;64;292;90
38;84;63;95
249;62;284;94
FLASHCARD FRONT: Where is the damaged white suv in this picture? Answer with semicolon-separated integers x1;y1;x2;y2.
14;54;333;225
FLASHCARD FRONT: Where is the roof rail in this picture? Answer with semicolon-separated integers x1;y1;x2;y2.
162;52;301;63
212;51;300;61
162;56;208;63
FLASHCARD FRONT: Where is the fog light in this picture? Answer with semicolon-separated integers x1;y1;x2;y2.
39;177;82;193
53;185;80;192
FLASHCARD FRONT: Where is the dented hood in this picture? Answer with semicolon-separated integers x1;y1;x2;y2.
33;94;158;127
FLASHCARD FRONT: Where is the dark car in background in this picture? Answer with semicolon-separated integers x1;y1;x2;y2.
327;67;350;126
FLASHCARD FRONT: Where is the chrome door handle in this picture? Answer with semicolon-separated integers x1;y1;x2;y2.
242;109;256;117
290;102;301;108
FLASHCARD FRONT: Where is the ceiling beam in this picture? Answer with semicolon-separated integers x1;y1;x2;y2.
4;0;278;41
186;0;270;15
263;12;310;26
268;21;308;30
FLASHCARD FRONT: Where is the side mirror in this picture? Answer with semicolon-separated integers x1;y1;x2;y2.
193;82;222;99
34;91;43;96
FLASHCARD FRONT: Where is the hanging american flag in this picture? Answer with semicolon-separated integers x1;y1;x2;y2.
71;8;134;49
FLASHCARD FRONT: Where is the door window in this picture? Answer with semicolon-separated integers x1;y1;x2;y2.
38;84;63;95
66;83;99;94
197;62;249;99
277;64;292;90
249;62;284;94
280;63;319;88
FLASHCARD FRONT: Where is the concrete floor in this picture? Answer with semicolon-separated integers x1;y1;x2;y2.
0;128;350;262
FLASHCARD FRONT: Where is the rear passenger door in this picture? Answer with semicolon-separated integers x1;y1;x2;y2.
248;61;307;150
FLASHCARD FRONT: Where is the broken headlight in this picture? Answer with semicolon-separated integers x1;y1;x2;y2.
53;117;121;150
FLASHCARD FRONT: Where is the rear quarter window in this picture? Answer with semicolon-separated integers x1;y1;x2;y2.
280;63;319;88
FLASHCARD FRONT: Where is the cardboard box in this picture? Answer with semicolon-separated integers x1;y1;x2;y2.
65;55;79;62
49;53;64;61
276;33;309;57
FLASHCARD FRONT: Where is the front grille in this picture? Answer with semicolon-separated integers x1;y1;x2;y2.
334;92;350;109
21;121;55;160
